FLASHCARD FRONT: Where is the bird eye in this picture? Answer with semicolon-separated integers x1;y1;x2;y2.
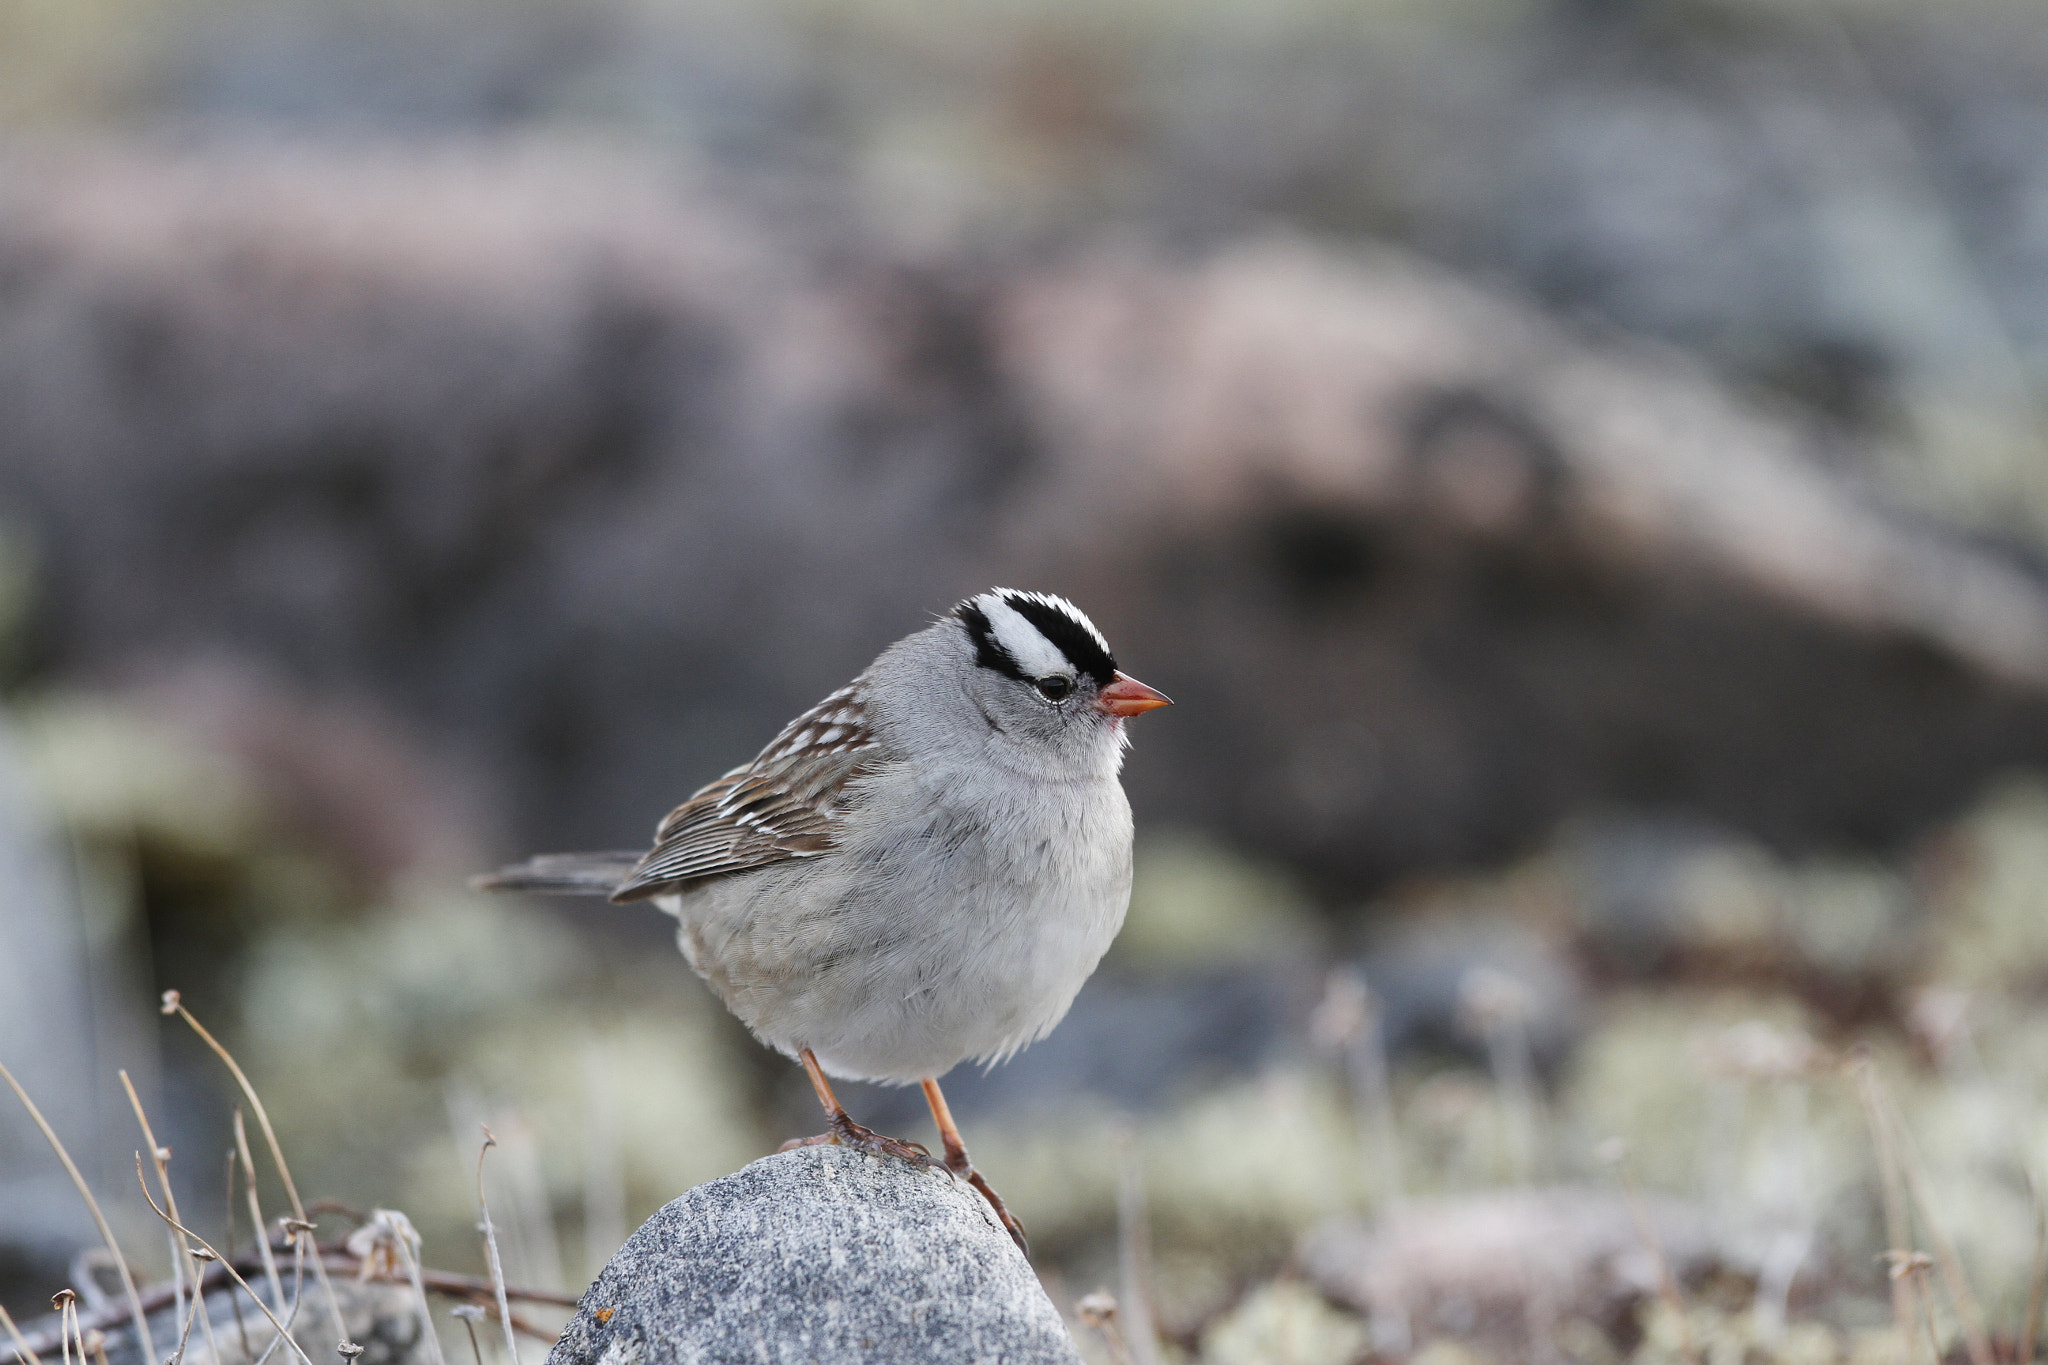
1036;675;1074;701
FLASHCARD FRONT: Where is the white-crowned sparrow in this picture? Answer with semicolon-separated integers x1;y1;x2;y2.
479;589;1171;1249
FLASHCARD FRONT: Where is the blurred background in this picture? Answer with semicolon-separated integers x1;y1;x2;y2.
8;0;2048;1360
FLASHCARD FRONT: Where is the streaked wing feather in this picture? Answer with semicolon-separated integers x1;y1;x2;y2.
609;685;877;902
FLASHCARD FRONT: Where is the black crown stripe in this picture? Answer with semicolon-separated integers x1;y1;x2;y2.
999;593;1117;686
953;600;1031;683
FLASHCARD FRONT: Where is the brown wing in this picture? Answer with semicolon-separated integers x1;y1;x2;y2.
608;684;879;903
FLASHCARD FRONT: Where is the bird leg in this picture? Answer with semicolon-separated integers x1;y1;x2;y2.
920;1077;1029;1255
778;1048;940;1170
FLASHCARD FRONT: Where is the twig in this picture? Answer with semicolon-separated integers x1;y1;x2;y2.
404;1270;576;1310
475;1130;521;1365
164;993;351;1353
133;1153;317;1365
0;1060;158;1362
0;1303;42;1365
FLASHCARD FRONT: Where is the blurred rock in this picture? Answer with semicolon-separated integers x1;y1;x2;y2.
1301;1187;1719;1357
0;711;159;1305
1359;919;1582;1073
0;717;91;1287
6;142;2048;898
549;1145;1080;1365
1198;1280;1366;1365
1565;815;1917;1022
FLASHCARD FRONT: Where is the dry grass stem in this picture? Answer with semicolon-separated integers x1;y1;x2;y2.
247;1234;310;1365
235;1111;287;1316
1075;1292;1137;1365
0;1059;158;1361
360;1210;445;1365
1853;1054;1923;1365
1112;1124;1162;1365
1312;969;1406;1215
0;1303;43;1365
1865;1062;1994;1365
224;1150;254;1359
1600;1138;1697;1365
53;1292;74;1365
167;1252;210;1365
1886;1253;1944;1365
2022;1176;2046;1365
1461;967;1542;1183
134;1153;317;1365
165;994;350;1352
122;1070;224;1365
473;1130;521;1365
450;1305;486;1365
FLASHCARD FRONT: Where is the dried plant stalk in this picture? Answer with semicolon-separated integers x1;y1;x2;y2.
2021;1177;2046;1365
224;1149;254;1359
235;1111;288;1315
0;1060;157;1361
1852;1054;1923;1365
122;1071;223;1365
1600;1139;1696;1365
0;1303;44;1365
1075;1292;1136;1365
247;1228;311;1365
134;1153;317;1365
165;994;350;1352
1868;1064;1994;1365
474;1131;521;1365
1113;1124;1162;1365
53;1292;74;1365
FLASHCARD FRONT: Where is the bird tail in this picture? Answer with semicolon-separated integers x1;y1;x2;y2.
471;852;644;896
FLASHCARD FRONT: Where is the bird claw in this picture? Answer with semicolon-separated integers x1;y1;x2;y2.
782;1115;941;1172
950;1159;1029;1256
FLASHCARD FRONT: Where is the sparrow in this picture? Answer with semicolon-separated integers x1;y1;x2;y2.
479;589;1171;1251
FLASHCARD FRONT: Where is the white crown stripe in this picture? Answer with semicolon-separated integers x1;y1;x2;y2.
973;592;1077;678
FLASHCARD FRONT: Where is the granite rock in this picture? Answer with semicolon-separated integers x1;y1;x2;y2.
549;1145;1081;1365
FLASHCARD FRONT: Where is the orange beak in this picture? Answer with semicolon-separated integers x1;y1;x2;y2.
1096;672;1173;717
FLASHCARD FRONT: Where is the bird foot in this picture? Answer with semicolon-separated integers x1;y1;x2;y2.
947;1156;1029;1256
780;1114;941;1172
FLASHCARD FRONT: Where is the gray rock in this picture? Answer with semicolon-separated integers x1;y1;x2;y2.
549;1145;1081;1365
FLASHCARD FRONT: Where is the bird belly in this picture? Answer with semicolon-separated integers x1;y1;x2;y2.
663;772;1133;1085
